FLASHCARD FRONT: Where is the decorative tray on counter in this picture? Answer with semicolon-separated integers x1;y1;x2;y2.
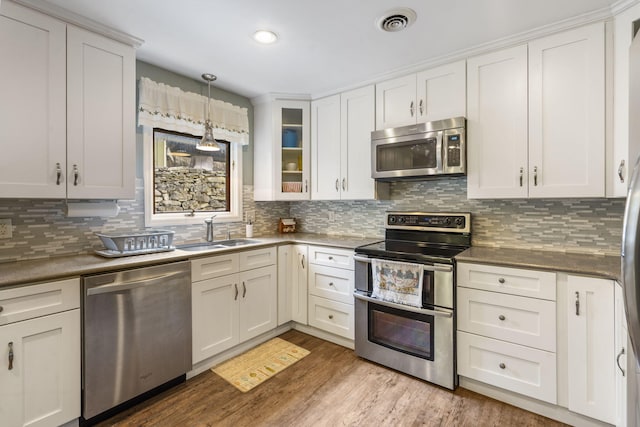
95;230;175;258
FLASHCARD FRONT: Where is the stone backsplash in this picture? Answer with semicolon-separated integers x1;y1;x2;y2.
0;177;627;262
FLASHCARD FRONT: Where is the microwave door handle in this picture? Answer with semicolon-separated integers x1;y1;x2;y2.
353;291;453;318
353;255;452;272
437;131;444;171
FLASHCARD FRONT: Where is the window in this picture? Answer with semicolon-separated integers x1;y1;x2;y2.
143;127;243;226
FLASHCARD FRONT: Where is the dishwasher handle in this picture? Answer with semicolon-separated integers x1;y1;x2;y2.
86;271;185;296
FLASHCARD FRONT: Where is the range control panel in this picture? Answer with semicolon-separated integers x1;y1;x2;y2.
385;212;471;233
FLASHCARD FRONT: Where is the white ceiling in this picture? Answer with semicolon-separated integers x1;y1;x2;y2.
37;0;620;99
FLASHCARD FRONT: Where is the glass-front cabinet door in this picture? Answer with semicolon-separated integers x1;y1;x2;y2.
274;100;310;200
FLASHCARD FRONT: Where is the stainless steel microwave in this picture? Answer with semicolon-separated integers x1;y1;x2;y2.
371;117;466;180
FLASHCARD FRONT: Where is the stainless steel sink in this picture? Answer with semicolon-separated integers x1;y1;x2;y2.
177;239;260;252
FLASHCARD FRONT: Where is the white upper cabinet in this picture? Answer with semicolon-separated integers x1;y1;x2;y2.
253;97;311;201
528;23;605;198
67;26;136;199
0;2;136;200
375;60;466;130
0;2;67;198
312;85;376;200
610;3;640;197
468;23;605;199
467;45;529;199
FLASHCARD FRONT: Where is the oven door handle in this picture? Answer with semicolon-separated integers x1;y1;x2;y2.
353;291;453;318
353;255;453;273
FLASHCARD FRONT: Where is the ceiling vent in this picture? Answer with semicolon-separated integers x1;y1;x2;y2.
376;8;417;32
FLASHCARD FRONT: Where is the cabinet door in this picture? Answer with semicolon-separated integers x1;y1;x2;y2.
375;74;416;129
611;4;640;197
528;23;605;198
275;100;310;200
239;265;278;342
614;283;628;427
0;310;80;427
416;60;466;122
192;274;240;364
567;275;615;424
0;2;66;198
341;85;376;200
466;45;529;199
311;95;342;200
277;245;309;326
67;26;136;199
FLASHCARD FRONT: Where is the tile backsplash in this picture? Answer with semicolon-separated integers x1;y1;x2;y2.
290;177;625;256
0;177;626;263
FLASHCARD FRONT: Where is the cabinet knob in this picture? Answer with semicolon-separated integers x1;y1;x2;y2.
0;306;3;313
498;278;505;284
498;315;506;321
328;256;334;261
499;363;506;370
328;314;334;320
329;282;334;287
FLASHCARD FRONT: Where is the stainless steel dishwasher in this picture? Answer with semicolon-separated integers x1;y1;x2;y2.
82;261;191;421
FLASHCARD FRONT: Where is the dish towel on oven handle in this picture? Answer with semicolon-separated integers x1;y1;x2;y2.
371;258;424;308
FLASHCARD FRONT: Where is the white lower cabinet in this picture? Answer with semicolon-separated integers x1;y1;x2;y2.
457;262;557;404
614;282;628;427
457;331;557;404
191;247;277;364
0;279;80;427
566;275;616;424
277;245;308;326
307;246;355;339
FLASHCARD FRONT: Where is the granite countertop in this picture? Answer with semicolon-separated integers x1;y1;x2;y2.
456;246;621;282
0;233;381;289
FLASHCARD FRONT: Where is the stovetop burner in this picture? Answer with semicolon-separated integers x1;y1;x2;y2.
355;212;471;264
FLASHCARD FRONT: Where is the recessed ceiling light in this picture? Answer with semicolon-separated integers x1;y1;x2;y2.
253;30;278;44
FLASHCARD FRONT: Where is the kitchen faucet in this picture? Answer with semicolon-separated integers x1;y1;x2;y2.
205;215;216;242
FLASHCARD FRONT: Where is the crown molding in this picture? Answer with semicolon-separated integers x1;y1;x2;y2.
10;0;144;47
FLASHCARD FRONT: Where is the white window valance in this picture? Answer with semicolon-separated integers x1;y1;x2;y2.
137;76;249;145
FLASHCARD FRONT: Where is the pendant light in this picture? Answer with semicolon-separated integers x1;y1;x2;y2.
197;73;220;152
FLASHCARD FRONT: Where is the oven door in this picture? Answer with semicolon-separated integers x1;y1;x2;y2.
354;292;455;389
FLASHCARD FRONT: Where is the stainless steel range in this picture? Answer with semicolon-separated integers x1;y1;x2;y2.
353;212;471;390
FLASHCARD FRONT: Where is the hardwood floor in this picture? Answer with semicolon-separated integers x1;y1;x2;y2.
98;330;566;426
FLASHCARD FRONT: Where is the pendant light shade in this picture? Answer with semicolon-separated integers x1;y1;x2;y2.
197;73;220;152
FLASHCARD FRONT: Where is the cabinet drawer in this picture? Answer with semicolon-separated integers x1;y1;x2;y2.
0;278;80;325
457;331;557;404
239;246;277;271
457;262;556;300
457;287;556;351
308;246;354;270
308;295;354;339
192;254;239;282
308;264;354;304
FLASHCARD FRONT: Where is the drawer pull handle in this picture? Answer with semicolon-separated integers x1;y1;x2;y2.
8;342;13;370
617;348;626;377
234;283;238;301
498;315;506;321
301;255;305;269
499;363;506;370
498;278;505;284
0;306;3;313
328;315;334;320
575;291;580;316
242;282;247;298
